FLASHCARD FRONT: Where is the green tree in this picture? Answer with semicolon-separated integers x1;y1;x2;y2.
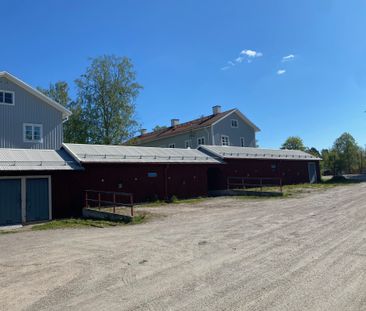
332;132;359;174
281;136;306;151
38;82;88;143
76;55;142;144
306;147;321;158
152;125;168;132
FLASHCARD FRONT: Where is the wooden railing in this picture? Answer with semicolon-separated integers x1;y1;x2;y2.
84;190;134;216
227;177;283;193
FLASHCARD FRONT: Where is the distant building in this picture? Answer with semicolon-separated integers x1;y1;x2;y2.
132;105;260;148
0;71;71;149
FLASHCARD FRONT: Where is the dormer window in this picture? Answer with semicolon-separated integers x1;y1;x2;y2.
231;119;238;128
23;123;43;143
0;91;15;105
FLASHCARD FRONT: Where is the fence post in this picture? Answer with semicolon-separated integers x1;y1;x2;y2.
113;193;116;214
85;191;88;209
260;178;263;192
280;178;283;193
98;192;101;210
130;194;134;217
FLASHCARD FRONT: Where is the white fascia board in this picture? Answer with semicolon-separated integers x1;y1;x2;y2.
211;109;260;132
0;71;72;118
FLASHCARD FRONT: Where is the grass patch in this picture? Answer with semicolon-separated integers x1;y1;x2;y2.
235;178;362;200
140;197;207;207
31;218;126;231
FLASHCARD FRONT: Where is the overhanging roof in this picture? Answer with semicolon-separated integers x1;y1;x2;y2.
0;71;71;119
198;145;321;161
133;108;260;145
0;148;82;171
63;143;221;164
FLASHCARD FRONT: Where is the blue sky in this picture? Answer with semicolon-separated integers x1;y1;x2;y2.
2;0;365;150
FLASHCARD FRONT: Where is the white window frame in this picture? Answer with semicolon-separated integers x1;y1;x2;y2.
231;119;239;128
0;90;15;106
23;123;43;143
221;135;230;146
168;143;175;148
184;140;191;148
240;137;245;147
197;137;205;146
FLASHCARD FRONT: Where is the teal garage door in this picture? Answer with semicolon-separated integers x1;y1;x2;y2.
26;178;49;222
0;179;22;226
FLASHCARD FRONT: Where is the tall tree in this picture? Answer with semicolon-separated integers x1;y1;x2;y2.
332;132;360;173
281;136;306;151
38;82;88;143
76;55;142;144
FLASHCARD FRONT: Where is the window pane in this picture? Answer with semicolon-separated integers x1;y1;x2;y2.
25;126;33;140
33;126;41;140
0;92;3;103
4;92;13;104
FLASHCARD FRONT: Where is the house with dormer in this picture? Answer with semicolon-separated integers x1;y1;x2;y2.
133;105;260;149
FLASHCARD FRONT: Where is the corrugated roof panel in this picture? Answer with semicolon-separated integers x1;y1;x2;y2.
63;143;221;164
0;148;82;171
198;145;321;161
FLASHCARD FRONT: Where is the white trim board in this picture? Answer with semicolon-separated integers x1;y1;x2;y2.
0;71;71;119
211;109;260;132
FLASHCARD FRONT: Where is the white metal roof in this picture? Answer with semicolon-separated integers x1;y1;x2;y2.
0;71;72;119
0;148;82;171
63;143;221;164
198;145;321;161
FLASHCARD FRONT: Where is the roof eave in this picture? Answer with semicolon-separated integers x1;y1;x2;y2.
0;71;72;118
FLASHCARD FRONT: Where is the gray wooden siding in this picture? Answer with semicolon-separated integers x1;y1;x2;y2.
212;111;256;147
139;128;211;149
0;77;63;149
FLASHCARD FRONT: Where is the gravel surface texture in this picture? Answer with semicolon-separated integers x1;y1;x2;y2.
1;183;366;311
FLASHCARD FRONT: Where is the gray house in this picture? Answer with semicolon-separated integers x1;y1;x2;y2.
133;106;260;149
0;71;71;150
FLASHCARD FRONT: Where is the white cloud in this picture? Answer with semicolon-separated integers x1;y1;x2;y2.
235;56;244;63
240;49;263;58
277;69;286;75
221;49;262;71
282;54;295;62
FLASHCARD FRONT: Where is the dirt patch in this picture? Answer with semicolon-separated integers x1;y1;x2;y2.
1;183;366;310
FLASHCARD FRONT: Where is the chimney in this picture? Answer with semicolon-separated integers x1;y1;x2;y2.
212;105;222;115
140;129;147;135
171;119;180;127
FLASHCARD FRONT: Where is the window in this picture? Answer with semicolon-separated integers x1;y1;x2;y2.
231;119;238;128
147;172;158;178
0;91;15;105
197;137;205;145
185;140;191;148
168;143;175;148
221;135;230;146
23;123;43;143
240;137;245;147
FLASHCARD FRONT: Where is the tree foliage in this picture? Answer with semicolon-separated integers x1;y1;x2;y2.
39;55;142;145
152;125;168;132
322;132;364;175
281;136;306;151
38;82;88;143
76;55;142;144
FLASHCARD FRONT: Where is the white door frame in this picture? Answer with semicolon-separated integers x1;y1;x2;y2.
307;163;317;184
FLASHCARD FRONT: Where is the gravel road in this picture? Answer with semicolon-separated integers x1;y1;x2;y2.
1;183;366;311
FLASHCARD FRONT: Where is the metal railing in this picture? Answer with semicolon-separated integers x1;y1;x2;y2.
84;190;134;216
227;177;283;192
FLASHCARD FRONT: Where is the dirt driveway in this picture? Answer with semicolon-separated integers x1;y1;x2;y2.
1;183;366;311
